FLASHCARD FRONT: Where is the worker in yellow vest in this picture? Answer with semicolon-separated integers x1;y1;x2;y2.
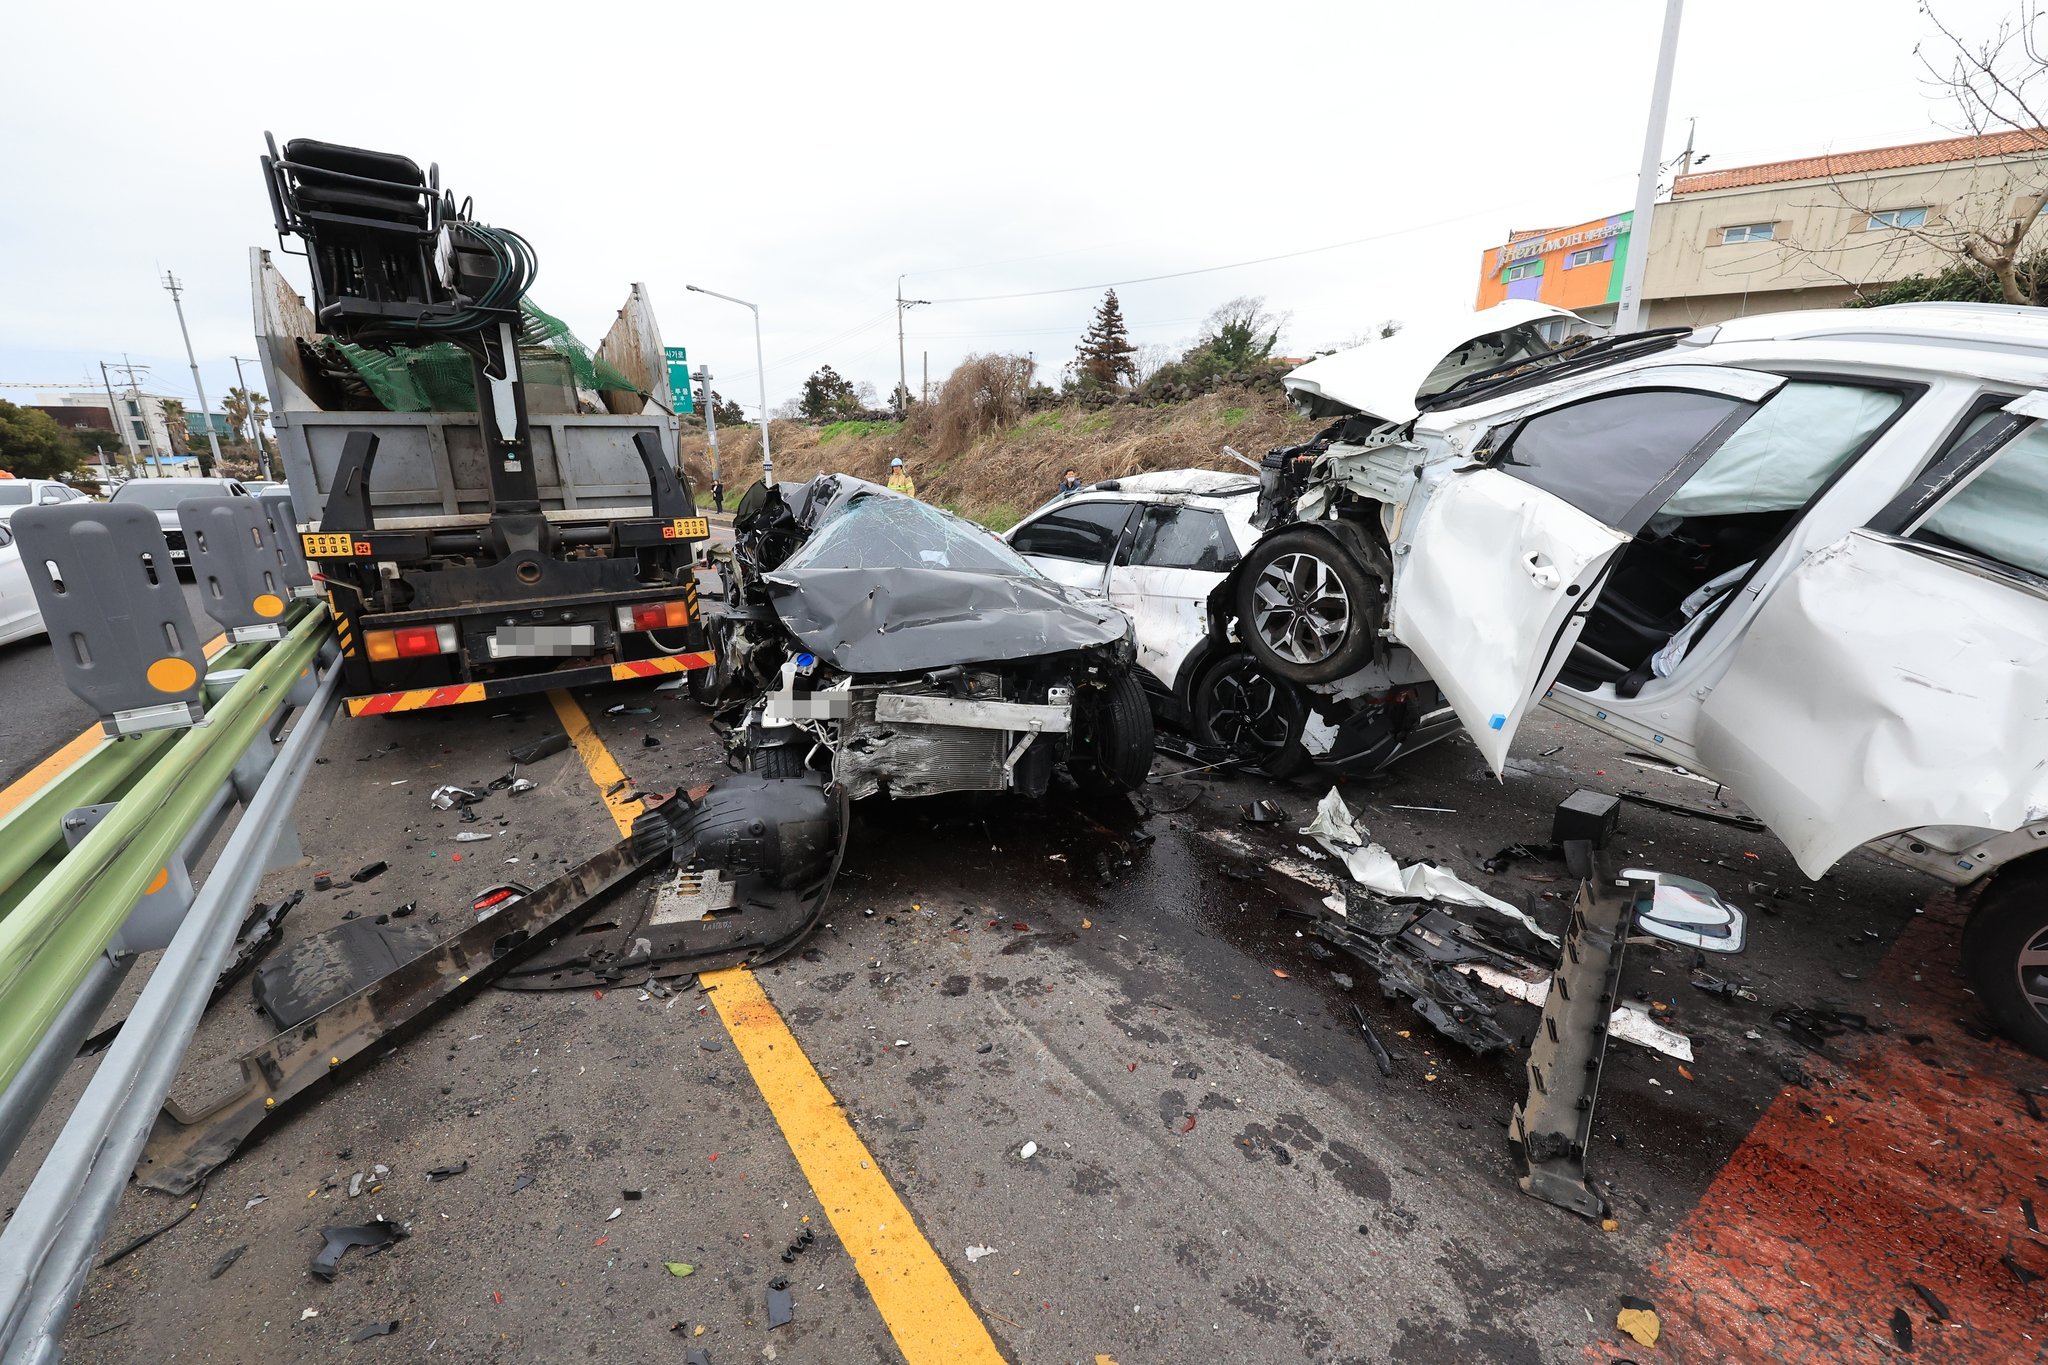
887;458;917;498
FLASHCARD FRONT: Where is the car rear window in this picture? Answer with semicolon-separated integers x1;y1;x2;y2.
1127;506;1239;571
1914;421;2048;579
1010;502;1132;563
0;487;32;506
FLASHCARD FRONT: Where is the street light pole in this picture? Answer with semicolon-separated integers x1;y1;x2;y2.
896;275;928;414
229;354;273;480
1615;0;1684;333
686;284;774;487
162;272;224;471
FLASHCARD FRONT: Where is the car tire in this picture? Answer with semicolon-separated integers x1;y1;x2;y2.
1233;528;1378;685
1191;654;1311;778
755;743;808;779
1075;670;1156;791
1961;861;2048;1060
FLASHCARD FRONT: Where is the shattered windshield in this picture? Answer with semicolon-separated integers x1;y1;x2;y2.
783;492;1041;576
1416;322;1557;404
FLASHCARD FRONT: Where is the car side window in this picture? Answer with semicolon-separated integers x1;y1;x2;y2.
1009;501;1133;563
1495;388;1749;529
1656;381;1904;519
1127;506;1240;571
1911;421;2048;579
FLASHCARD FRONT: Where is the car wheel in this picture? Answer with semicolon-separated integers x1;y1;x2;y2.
1961;861;2048;1059
1074;670;1155;790
1233;528;1378;684
1192;654;1311;778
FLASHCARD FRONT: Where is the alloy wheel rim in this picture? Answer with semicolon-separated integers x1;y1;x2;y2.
2020;925;2048;1026
1251;552;1349;665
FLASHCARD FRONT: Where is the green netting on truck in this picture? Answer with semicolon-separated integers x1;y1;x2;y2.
321;300;639;413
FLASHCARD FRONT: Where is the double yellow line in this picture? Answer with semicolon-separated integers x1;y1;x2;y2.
547;691;1006;1364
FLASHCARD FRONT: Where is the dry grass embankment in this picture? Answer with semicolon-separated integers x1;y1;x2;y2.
679;385;1315;530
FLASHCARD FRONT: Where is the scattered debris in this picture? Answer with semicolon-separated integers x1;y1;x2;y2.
508;777;537;795
512;1174;535;1194
606;1207;623;1222
643;734;662;748
766;1277;794;1329
244;1194;267;1209
609;704;654;716
1305;789;1558;947
347;1172;364;1198
301;1308;319;1321
1240;799;1287;825
1890;1305;1913;1352
781;1226;816;1263
424;1162;467;1182
1315;916;1514;1055
1618;788;1766;832
1907;1281;1950;1321
96;1180;208;1267
1388;804;1456;814
1018;1141;1038;1160
508;733;571;765
965;1245;997;1262
350;861;387;884
313;874;333;892
1616;1297;1661;1348
351;1321;401;1343
1690;970;1759;1002
310;1219;408;1281
453;831;494;843
1772;1005;1886;1053
665;1262;696;1277
623;1188;645;1201
1480;842;1556;875
1349;1004;1396;1077
429;785;484;811
208;1245;248;1280
2004;1251;2042;1287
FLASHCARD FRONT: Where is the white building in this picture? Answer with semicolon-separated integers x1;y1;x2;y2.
36;389;198;475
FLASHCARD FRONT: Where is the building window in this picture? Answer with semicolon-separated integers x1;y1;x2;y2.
131;420;147;442
1720;223;1775;244
1563;244;1613;268
1504;260;1544;282
125;400;140;416
1867;207;1929;230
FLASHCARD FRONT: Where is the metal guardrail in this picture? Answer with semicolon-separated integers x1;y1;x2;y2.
0;496;344;1362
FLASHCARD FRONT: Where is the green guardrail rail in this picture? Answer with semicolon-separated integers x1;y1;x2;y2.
0;603;330;1095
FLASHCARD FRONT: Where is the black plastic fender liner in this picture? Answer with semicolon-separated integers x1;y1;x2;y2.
496;773;851;990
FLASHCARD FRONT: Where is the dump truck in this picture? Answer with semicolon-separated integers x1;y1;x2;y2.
250;135;711;716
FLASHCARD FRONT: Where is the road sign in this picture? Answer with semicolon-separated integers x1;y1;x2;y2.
664;346;695;415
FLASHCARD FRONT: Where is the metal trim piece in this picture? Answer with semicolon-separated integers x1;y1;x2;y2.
873;692;1073;734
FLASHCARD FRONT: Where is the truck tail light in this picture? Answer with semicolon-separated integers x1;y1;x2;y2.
615;600;691;632
365;623;458;661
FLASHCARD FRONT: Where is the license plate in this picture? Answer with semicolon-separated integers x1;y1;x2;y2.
301;532;367;559
660;517;709;540
486;624;596;659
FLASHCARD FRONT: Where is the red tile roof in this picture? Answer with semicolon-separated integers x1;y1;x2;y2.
1672;128;2048;195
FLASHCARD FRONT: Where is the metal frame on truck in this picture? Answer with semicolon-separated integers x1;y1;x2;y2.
250;136;712;715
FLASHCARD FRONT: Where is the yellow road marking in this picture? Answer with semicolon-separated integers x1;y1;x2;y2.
0;633;229;819
547;688;1004;1364
547;689;642;837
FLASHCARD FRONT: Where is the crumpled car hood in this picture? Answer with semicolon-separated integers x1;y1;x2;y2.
1282;300;1583;424
764;567;1128;673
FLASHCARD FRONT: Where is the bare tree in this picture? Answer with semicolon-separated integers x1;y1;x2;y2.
1131;342;1175;383
1793;5;2048;303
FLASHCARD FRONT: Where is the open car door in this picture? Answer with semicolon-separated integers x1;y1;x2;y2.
1388;366;1785;773
1694;397;2048;878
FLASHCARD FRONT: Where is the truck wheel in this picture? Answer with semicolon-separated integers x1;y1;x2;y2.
1192;654;1311;778
1961;861;2048;1060
1075;671;1155;791
1234;528;1378;685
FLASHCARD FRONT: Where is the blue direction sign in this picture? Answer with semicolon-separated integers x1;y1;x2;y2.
664;346;695;414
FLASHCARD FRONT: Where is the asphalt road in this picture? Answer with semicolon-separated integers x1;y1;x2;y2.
0;579;212;788
9;668;2038;1364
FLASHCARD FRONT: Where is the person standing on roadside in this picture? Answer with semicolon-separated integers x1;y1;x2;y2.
887;457;917;498
710;477;725;514
1057;467;1083;499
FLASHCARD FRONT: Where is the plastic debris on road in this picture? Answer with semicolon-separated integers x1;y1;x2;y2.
351;1321;400;1343
766;1277;794;1328
508;733;571;765
1019;1141;1037;1160
965;1245;997;1262
665;1262;695;1277
1616;1298;1661;1348
429;785;484;811
1304;788;1558;946
425;1161;467;1182
310;1219;408;1281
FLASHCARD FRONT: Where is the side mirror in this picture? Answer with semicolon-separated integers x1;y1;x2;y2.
1623;869;1747;953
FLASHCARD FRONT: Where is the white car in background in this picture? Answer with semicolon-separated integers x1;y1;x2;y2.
1005;470;1454;776
105;476;254;566
0;480;91;522
0;524;48;645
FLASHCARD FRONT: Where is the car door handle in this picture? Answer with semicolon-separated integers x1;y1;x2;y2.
1521;552;1561;589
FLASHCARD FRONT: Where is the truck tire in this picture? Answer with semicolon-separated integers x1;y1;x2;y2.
1191;653;1311;778
755;743;808;779
1961;861;2048;1060
1076;671;1155;791
1233;528;1378;685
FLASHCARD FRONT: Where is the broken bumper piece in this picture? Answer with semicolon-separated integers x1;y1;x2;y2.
498;772;849;989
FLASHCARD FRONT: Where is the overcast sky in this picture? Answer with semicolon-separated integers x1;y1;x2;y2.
0;0;2029;421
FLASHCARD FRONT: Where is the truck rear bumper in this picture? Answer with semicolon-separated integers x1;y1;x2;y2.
346;651;714;716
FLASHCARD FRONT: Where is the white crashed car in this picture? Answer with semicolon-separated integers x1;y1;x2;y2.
1005;470;1455;777
1224;299;2048;1055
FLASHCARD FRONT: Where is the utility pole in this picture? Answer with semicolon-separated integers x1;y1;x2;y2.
1615;0;1684;334
162;271;224;471
896;275;928;414
685;284;774;486
230;354;273;480
97;361;141;481
112;356;162;477
922;351;928;406
693;365;721;486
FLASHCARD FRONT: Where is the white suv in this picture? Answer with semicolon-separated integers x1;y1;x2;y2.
1226;300;2048;1055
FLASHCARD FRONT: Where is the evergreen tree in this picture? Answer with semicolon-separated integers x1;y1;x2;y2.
1075;289;1139;388
798;365;860;421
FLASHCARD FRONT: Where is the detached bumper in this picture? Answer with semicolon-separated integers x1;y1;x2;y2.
345;652;714;716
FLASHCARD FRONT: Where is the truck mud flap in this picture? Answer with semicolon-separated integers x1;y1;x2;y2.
497;773;850;990
345;652;714;716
